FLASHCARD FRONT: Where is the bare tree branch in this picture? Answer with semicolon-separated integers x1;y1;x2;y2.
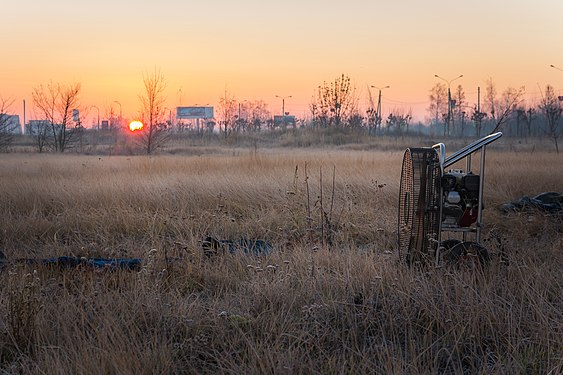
32;81;81;152
0;96;16;150
137;69;169;154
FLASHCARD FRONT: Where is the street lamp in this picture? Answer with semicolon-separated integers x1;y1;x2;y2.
113;100;122;128
164;107;173;126
370;85;390;135
549;65;563;102
91;105;100;130
434;74;463;137
275;95;292;128
275;95;292;116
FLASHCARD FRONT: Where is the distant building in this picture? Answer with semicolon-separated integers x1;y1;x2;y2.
26;120;51;135
0;114;21;134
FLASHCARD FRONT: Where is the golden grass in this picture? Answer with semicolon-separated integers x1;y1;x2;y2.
0;147;561;374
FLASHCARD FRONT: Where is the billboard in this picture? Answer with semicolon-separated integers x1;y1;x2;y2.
273;115;296;127
177;106;214;119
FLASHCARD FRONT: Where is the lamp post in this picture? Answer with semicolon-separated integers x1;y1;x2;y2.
91;105;100;130
275;95;292;128
549;65;563;104
434;74;463;137
370;85;390;135
275;95;292;116
113;100;122;128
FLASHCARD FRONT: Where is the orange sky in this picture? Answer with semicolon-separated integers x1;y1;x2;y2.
2;0;563;126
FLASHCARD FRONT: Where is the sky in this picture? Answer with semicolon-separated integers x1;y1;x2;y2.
2;0;563;126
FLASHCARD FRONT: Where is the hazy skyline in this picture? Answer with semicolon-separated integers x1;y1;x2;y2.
2;0;563;125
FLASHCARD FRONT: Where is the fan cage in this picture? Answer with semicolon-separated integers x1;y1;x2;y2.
398;147;442;265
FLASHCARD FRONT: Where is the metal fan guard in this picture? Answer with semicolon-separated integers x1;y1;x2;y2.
398;147;442;265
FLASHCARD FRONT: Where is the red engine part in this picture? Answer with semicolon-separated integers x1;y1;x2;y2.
458;208;478;227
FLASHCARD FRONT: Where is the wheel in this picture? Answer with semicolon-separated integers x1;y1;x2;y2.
440;239;462;265
443;241;490;269
441;239;462;250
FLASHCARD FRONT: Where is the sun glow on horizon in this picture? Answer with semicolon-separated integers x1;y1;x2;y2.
129;120;144;132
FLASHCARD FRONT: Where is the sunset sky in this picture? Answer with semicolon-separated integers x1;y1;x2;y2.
2;0;563;126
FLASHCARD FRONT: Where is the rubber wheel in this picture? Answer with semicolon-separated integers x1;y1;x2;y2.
441;239;462;250
443;241;490;269
440;239;462;265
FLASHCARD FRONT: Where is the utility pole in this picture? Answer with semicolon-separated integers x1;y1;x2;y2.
435;74;463;137
477;87;482;137
471;86;486;137
23;99;26;135
92;105;100;130
461;111;466;137
371;85;390;135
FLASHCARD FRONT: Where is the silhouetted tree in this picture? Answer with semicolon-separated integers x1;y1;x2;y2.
366;107;377;135
490;86;524;134
32;81;81;152
471;105;487;137
348;111;364;129
386;111;411;135
366;86;377;135
138;69;170;154
309;101;319;128
453;84;466;135
485;77;498;126
247;100;270;130
428;83;447;133
0;96;15;150
522;107;535;137
515;106;535;138
315;74;357;127
218;89;237;135
539;84;561;153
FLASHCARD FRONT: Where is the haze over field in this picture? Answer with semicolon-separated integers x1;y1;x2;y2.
2;0;563;124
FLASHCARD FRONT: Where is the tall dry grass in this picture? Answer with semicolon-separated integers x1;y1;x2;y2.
0;147;561;374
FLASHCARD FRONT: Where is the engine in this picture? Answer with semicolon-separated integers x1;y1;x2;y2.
440;169;480;228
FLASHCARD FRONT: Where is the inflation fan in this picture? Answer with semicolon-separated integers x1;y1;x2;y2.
397;132;503;267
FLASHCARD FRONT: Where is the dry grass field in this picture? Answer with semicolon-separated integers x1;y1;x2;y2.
0;141;561;374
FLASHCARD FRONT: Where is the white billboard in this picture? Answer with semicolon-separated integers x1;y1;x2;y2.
177;106;214;119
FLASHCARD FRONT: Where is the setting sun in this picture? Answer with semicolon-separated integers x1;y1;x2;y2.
129;121;143;132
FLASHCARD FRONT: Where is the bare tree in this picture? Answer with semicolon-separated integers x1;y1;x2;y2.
138;69;169;154
523;107;535;137
32;82;81;152
386;109;412;135
490;86;525;134
538;84;561;153
218;89;237;135
247;100;270;130
470;106;487;138
315;74;357;127
485;77;497;125
453;84;466;135
515;105;535;138
366;86;377;135
428;83;447;133
0;96;16;150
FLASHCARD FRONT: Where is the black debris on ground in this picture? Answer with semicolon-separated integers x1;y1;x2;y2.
501;192;563;218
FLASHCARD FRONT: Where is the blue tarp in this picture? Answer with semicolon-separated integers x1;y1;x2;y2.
1;255;142;271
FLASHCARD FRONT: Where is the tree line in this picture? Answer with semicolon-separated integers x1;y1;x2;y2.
1;72;561;153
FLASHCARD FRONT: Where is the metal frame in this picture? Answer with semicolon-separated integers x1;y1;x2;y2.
432;132;503;266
